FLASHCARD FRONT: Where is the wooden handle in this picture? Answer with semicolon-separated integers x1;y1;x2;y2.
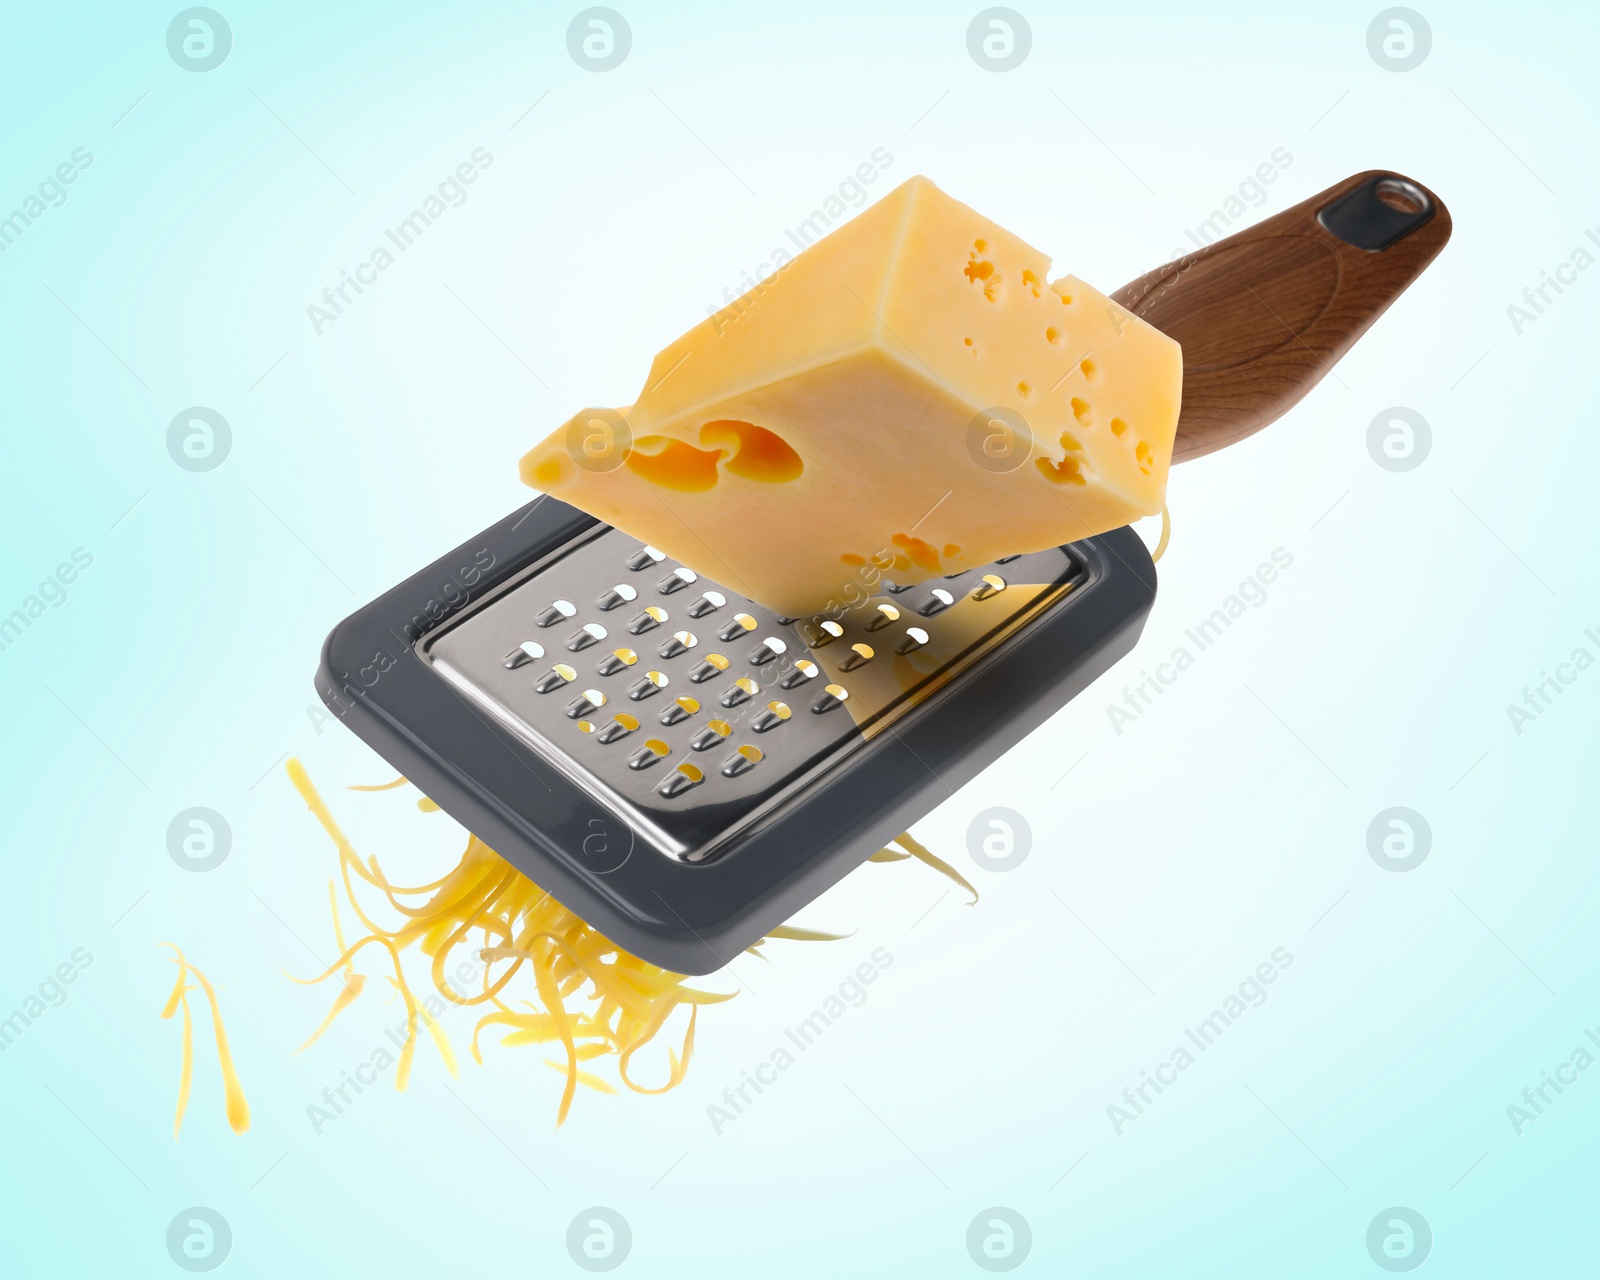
1112;170;1452;462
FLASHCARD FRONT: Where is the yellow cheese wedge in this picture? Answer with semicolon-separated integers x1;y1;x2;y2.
520;175;1182;617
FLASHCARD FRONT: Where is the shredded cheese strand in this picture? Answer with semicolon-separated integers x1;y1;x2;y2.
1152;502;1172;564
159;945;250;1137
892;833;979;904
283;759;959;1125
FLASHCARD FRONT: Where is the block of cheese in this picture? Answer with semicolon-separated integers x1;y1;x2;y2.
520;175;1181;617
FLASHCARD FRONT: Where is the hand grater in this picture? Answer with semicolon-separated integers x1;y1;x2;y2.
315;171;1450;975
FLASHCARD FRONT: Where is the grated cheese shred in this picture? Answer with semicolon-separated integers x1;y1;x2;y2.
283;758;970;1125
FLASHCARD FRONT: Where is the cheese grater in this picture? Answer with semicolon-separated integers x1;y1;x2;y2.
316;171;1450;974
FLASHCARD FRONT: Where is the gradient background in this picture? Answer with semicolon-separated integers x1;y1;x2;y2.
2;1;1596;1275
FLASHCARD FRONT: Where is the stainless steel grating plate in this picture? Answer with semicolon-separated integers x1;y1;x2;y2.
419;524;1085;863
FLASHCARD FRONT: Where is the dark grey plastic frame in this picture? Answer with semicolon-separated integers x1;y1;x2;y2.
315;496;1157;974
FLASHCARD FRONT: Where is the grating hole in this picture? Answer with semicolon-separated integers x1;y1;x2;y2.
824;683;849;701
795;660;817;678
821;620;844;637
907;627;929;644
611;647;638;665
577;720;594;733
737;744;763;763
733;613;757;631
766;700;791;719
644;738;669;756
705;653;730;670
553;600;576;617
734;677;758;695
761;636;787;655
582;689;605;707
553;663;577;681
675;695;699;714
676;762;703;781
613;713;639;731
644;670;668;687
674;630;698;648
707;719;731;737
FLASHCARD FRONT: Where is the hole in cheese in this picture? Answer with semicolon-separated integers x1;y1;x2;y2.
626;437;722;491
891;532;941;572
623;422;803;491
699;419;804;484
1038;455;1088;485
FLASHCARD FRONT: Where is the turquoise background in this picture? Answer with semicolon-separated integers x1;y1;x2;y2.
2;1;1596;1275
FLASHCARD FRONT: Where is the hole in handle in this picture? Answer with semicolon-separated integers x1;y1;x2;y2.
1316;173;1435;251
